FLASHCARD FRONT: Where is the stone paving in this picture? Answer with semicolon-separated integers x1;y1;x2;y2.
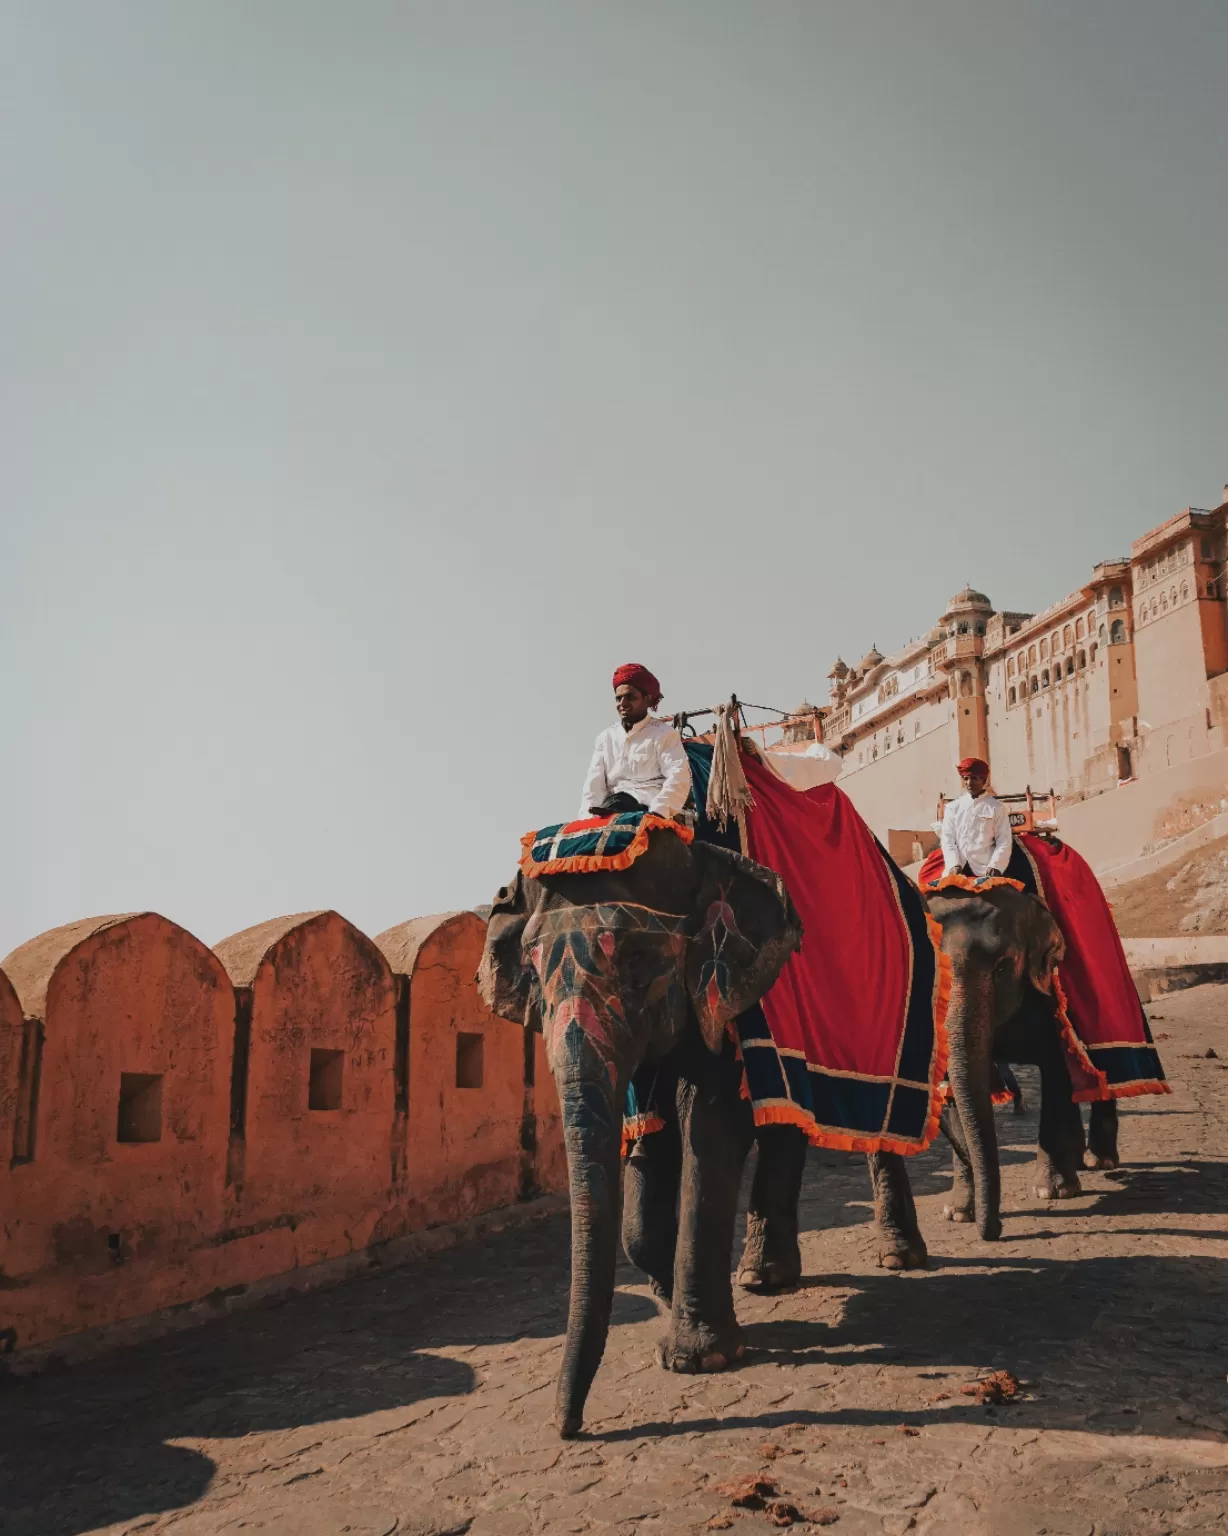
3;984;1228;1536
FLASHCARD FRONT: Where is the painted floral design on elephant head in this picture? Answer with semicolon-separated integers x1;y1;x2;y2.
525;903;688;1088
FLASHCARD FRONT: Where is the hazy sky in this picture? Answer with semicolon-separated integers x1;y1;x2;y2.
3;1;1226;958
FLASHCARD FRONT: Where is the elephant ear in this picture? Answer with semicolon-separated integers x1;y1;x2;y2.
476;870;539;1026
1023;897;1066;995
685;842;803;1053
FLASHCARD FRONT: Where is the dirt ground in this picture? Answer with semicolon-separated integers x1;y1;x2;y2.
2;985;1227;1536
1111;835;1228;937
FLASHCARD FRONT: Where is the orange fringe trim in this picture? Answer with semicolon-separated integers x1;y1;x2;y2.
1103;1078;1171;1100
924;872;1026;895
1051;971;1110;1103
520;814;694;878
620;1113;666;1155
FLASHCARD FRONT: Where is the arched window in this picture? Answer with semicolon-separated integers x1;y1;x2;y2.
897;728;904;745
1151;598;1158;618
1170;586;1178;605
1040;639;1049;660
1006;657;1015;677
1087;610;1096;631
1181;580;1189;602
1077;650;1086;669
1065;656;1074;676
1008;685;1017;705
1109;586;1124;608
1041;669;1050;688
959;671;973;698
1090;642;1098;663
1063;625;1073;648
1075;618;1085;639
1030;675;1039;694
1110;618;1126;644
1160;592;1168;612
1051;632;1061;654
1028;644;1037;666
1099;623;1108;644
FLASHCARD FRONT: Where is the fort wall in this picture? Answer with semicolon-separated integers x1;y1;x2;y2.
0;906;562;1363
815;492;1228;869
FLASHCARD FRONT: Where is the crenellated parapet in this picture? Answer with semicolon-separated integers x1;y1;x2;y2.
0;905;563;1363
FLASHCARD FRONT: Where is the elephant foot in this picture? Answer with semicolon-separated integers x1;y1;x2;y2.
657;1322;746;1375
878;1241;928;1271
978;1215;1003;1242
1084;1151;1120;1172
736;1215;801;1293
556;1412;583;1439
1035;1175;1082;1201
942;1202;975;1224
736;1256;800;1293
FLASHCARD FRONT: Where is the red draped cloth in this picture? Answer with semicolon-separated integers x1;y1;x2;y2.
738;754;950;1154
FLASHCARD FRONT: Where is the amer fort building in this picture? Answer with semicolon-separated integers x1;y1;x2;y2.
791;486;1228;873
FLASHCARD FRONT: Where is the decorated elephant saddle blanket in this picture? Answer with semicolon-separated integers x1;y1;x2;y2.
918;837;1167;1101
520;811;694;878
628;742;952;1158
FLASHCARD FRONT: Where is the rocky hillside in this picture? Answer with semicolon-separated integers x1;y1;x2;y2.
1110;833;1228;937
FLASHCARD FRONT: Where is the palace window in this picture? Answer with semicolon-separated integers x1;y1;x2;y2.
1030;675;1039;694
1028;644;1037;666
1110;618;1126;644
1181;581;1189;602
1008;686;1017;705
1006;656;1015;677
1090;642;1098;662
1041;669;1050;688
1051;632;1060;654
1076;618;1085;639
1063;624;1073;648
1077;650;1086;669
1109;586;1124;608
1065;656;1074;676
1099;623;1108;644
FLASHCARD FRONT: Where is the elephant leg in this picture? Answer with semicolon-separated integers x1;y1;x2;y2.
737;1124;806;1292
869;1150;928;1269
996;1062;1026;1114
1034;1033;1085;1200
659;1037;754;1374
1085;1097;1121;1170
939;1102;977;1223
622;1087;682;1310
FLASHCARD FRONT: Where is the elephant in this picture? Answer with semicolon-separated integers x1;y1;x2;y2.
870;881;1120;1256
477;826;801;1438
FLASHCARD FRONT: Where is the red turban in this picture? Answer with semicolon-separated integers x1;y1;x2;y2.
957;757;989;777
612;662;662;706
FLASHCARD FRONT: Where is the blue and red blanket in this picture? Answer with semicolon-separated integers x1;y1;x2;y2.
627;742;951;1156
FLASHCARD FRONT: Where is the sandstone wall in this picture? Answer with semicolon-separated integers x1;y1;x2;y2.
0;906;562;1361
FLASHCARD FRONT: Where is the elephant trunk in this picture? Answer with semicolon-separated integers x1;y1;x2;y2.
554;1079;623;1438
946;971;1002;1241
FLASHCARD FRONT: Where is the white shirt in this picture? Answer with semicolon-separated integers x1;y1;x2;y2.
941;792;1013;878
580;716;692;819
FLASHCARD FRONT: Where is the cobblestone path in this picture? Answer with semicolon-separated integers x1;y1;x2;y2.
3;985;1227;1536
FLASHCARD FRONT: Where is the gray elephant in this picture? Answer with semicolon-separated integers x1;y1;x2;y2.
871;881;1119;1257
477;826;801;1438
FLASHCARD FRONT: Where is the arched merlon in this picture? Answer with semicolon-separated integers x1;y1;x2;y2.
374;912;526;1223
0;913;234;1353
212;910;399;1269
